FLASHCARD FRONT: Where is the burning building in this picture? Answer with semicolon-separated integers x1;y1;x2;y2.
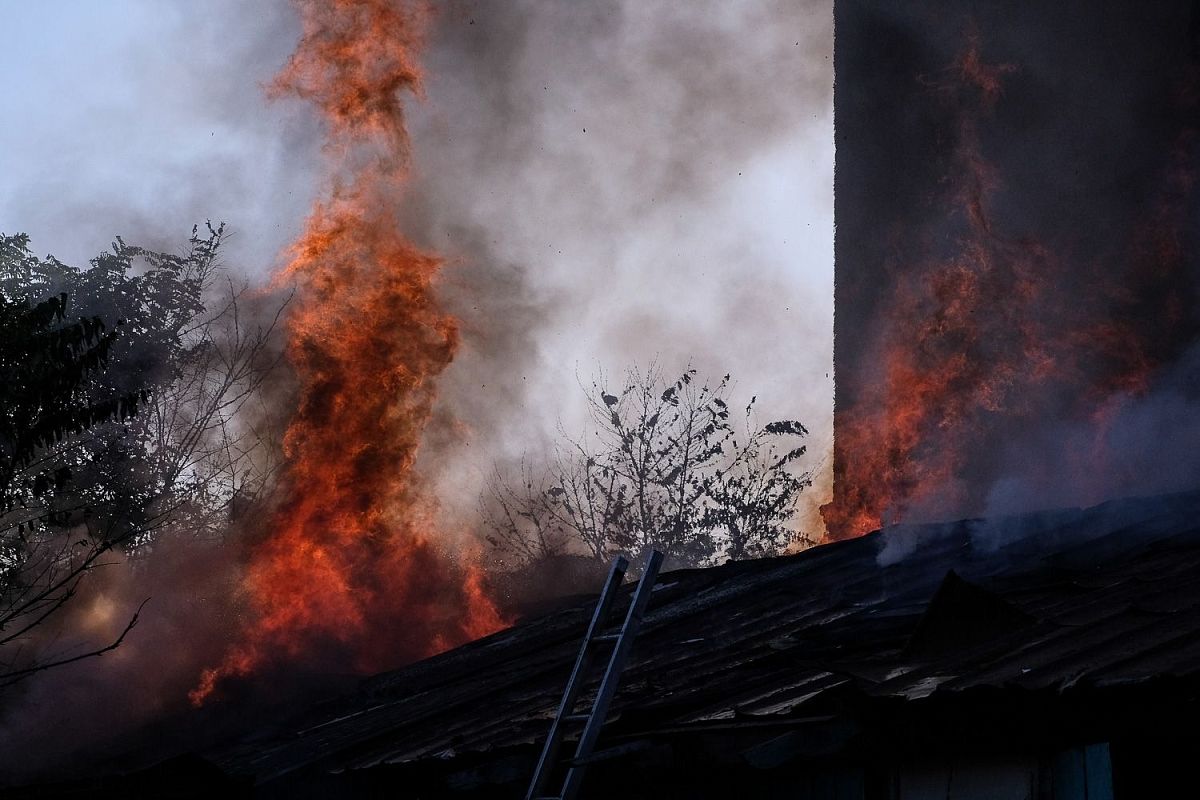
9;2;1200;799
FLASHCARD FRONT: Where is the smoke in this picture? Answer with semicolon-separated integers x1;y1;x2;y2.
0;0;319;274
876;488;1200;570
401;0;835;538
0;530;245;782
0;0;835;776
984;341;1200;517
2;0;835;551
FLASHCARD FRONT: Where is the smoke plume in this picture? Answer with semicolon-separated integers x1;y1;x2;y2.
401;0;835;539
0;0;834;776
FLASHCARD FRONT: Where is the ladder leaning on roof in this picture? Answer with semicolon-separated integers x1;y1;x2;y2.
525;549;664;800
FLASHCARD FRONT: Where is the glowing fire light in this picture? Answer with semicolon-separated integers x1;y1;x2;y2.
193;0;504;705
822;33;1198;540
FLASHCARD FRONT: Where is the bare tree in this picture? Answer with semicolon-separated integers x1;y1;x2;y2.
702;417;812;561
542;443;624;563
481;458;571;565
485;364;813;569
133;265;289;546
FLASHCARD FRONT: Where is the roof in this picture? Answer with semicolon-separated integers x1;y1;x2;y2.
212;490;1200;784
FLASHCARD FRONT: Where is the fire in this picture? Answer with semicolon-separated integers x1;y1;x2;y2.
193;0;504;704
822;33;1199;540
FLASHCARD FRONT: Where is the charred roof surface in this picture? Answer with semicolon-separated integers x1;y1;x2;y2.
212;490;1200;784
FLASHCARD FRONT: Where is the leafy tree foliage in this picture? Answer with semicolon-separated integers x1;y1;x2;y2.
0;226;285;683
485;365;813;569
0;290;150;684
0;226;285;545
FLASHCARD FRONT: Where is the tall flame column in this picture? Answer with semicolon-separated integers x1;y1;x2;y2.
193;0;503;704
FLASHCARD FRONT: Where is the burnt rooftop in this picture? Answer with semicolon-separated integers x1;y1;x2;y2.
188;490;1200;797
20;490;1200;798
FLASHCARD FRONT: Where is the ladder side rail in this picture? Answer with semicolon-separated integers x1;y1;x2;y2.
525;555;630;800
560;549;664;800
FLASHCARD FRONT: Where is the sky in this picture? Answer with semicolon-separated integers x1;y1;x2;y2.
0;1;313;268
0;0;835;535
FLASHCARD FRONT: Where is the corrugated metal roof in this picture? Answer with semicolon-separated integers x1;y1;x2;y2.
212;490;1200;782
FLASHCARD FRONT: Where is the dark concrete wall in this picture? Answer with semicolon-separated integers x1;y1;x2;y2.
830;0;1200;533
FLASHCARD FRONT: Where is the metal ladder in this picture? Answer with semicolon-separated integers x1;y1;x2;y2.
526;549;664;800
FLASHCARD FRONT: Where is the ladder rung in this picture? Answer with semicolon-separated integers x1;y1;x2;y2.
525;550;662;800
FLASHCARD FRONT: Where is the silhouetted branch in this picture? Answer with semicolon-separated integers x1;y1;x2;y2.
0;597;149;688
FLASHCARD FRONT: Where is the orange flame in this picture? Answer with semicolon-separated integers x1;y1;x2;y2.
193;0;504;705
822;33;1199;540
